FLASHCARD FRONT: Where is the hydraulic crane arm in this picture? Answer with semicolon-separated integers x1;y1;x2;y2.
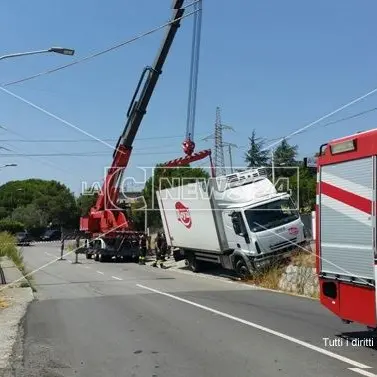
116;0;185;151
83;0;187;235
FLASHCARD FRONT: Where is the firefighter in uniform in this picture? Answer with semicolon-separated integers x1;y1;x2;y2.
153;232;165;268
160;233;168;265
138;233;147;265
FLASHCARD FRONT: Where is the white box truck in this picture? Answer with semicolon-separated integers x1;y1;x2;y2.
157;168;306;278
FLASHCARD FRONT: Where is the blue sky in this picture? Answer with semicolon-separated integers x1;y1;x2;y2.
1;0;377;195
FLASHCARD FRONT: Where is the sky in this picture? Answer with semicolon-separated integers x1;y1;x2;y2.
1;0;377;195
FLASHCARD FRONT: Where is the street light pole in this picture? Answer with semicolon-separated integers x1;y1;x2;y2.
0;163;17;169
271;148;275;185
0;47;75;61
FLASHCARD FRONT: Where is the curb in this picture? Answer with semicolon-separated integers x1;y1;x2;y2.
163;262;319;301
0;287;34;370
0;257;35;370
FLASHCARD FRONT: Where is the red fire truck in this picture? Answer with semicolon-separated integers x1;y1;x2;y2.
317;129;377;330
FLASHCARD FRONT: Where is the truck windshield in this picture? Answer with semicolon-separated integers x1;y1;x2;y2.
244;198;299;233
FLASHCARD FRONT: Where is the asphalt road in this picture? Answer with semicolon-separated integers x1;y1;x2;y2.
8;242;377;377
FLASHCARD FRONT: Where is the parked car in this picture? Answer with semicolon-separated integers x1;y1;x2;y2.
40;229;61;241
16;231;33;246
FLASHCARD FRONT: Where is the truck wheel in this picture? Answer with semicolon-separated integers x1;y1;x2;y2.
94;253;99;262
86;253;92;259
99;254;106;263
188;257;201;273
236;259;251;280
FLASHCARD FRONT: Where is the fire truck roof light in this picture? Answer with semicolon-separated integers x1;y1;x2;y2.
330;139;356;154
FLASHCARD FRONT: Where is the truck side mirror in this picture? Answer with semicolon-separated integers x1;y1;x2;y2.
231;214;242;235
230;212;250;244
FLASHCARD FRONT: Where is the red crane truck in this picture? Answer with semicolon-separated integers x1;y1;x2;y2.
79;0;188;262
317;129;377;330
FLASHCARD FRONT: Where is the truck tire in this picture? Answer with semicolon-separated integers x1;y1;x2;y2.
235;259;251;280
86;253;92;259
94;253;99;262
187;255;201;273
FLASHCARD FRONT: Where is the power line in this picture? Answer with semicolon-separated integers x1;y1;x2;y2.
263;85;377;151
0;126;74;174
1;4;200;87
250;106;377;150
294;106;377;135
0;133;208;143
0;151;185;157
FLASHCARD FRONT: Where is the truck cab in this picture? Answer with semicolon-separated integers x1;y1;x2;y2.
223;193;305;277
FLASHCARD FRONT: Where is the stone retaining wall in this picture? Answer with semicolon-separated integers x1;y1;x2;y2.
278;264;319;297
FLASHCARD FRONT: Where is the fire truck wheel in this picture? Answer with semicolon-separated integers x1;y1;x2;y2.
236;259;250;280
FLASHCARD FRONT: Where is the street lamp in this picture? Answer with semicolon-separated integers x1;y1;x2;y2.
0;46;75;61
0;163;17;168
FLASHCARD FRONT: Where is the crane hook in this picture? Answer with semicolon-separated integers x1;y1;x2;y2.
182;133;195;156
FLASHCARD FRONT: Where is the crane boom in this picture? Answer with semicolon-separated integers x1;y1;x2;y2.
81;0;187;236
116;0;185;151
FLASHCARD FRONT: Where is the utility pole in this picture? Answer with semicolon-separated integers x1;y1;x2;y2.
203;107;234;176
223;142;238;174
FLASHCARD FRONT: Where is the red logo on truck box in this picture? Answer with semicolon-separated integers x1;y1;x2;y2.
175;201;192;229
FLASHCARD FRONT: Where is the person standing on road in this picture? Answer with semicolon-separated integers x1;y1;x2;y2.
138;233;147;265
160;233;168;266
152;232;164;268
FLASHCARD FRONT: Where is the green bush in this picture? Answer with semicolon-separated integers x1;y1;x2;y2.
0;232;23;267
0;219;24;234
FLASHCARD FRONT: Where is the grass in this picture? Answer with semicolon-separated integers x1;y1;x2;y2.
290;247;316;268
246;245;319;298
247;258;287;290
66;244;75;252
0;232;36;291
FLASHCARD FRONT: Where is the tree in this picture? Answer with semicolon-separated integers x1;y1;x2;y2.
245;130;270;168
273;139;298;166
0;219;25;234
0;179;78;229
133;164;210;230
11;203;47;229
290;167;316;212
76;191;99;217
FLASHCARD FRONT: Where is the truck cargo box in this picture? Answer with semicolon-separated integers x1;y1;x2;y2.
157;180;229;254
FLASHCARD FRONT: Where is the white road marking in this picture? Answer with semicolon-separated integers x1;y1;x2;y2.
96;271;104;275
136;284;374;374
112;276;122;281
85;266;91;269
349;368;377;377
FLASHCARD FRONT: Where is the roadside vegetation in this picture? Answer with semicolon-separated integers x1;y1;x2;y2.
247;259;287;289
246;247;318;298
0;232;35;291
